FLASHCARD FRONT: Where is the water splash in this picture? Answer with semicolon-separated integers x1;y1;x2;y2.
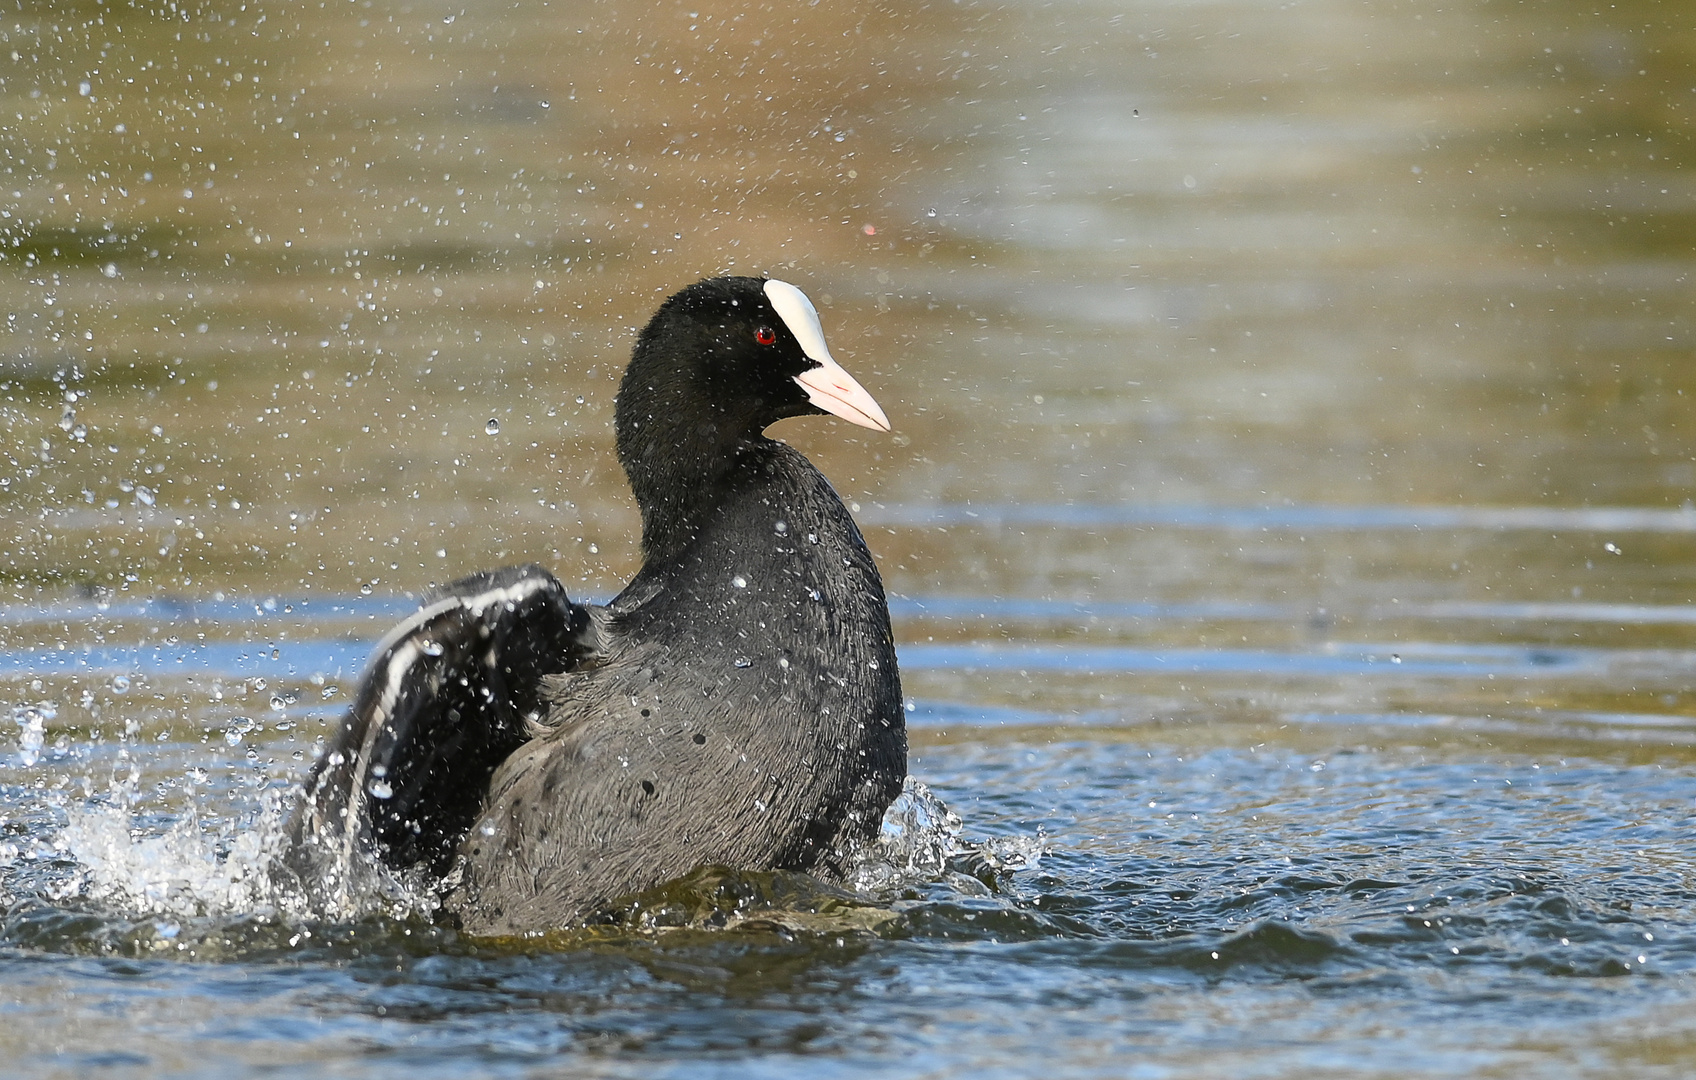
873;777;964;876
853;777;1046;894
11;703;52;767
60;778;442;926
62;799;284;918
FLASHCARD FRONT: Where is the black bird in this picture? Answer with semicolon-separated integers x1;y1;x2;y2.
282;276;907;934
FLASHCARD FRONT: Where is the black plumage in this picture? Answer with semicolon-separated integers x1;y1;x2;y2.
282;276;907;934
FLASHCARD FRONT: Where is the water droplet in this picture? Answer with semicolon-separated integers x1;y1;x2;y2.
223;717;254;746
733;657;753;669
420;640;445;657
110;674;131;693
252;678;267;690
368;779;394;799
925;207;939;218
575;395;586;405
774;520;787;534
732;575;748;589
269;694;287;711
360;582;373;595
485;418;501;435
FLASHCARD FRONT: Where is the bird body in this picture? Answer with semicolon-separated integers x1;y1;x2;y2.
282;276;906;933
455;439;901;933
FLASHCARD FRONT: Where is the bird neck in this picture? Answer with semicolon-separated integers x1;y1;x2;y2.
619;420;770;563
615;339;777;562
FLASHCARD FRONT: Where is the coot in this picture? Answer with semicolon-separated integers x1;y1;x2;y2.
282;276;907;934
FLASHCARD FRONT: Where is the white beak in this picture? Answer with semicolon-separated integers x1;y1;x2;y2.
765;279;892;433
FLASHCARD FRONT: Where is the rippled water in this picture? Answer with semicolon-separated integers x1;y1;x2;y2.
4;0;1696;1075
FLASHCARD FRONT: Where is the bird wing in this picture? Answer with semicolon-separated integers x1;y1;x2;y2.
282;564;597;884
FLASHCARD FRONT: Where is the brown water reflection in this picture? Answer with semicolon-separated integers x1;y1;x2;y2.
3;0;1693;611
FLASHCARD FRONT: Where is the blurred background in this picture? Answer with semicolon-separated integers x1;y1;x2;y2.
1;0;1693;719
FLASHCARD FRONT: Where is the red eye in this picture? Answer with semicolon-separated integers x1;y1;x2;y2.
755;326;777;346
